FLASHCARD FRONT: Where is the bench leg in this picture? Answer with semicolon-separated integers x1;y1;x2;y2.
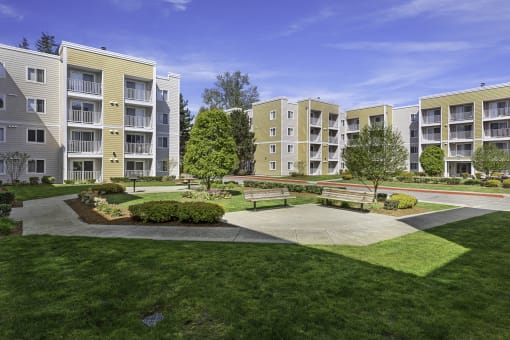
284;199;288;207
253;201;256;211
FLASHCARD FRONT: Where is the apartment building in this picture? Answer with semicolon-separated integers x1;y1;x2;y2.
251;97;341;176
0;42;179;183
419;82;510;176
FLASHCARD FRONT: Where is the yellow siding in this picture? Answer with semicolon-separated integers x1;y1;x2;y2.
253;100;282;175
346;105;387;128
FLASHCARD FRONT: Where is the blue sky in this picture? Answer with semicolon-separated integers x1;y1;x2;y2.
1;0;510;114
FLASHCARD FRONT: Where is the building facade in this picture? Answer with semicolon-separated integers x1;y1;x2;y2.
0;42;179;183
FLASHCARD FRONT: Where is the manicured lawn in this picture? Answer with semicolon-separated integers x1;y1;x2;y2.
2;184;91;201
107;190;319;212
1;212;509;338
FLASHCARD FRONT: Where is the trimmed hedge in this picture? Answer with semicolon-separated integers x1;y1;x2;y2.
89;183;125;194
128;200;225;224
463;179;481;185
485;180;500;188
503;179;510;188
383;200;399;210
395;176;461;185
41;176;55;184
0;191;15;205
390;193;418;209
243;181;322;194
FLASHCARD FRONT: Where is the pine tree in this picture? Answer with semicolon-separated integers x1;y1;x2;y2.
230;109;255;174
179;94;193;167
36;32;58;54
18;37;29;49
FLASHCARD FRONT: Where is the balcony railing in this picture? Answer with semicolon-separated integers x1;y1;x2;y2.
310;117;321;126
310;151;321;159
125;170;151;177
328;136;338;144
68;110;102;125
450;131;473;139
124;115;152;128
485;128;510;138
328;167;337;174
450;150;472;157
309;168;321;175
422;133;441;141
68;140;102;153
125;88;152;102
310;134;321;142
328;152;338;159
68;79;102;95
450;111;473;121
484;107;510;119
328;120;338;128
347;124;359;131
68;171;102;182
125;143;152;154
422;116;441;124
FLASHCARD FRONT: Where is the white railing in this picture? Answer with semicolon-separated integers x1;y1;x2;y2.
125;88;152;102
310;117;321;125
310;134;321;142
68;140;102;153
68;79;102;95
328;136;339;144
450;111;473;121
422;133;441;141
328;152;338;159
328;168;337;174
68;171;102;182
125;143;152;154
347;124;359;131
422;115;441;124
310;151;321;159
484;107;510;118
450;131;473;139
68;110;102;125
124;115;152;128
125;170;151;177
328;120;338;128
309;168;321;175
485;128;510;138
450;150;472;157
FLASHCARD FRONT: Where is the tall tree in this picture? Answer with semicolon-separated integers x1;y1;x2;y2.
342;125;408;201
420;145;444;176
179;93;193;166
230;109;255;174
183;109;239;190
202;71;259;110
36;32;57;54
18;37;29;49
472;144;510;177
0;152;30;184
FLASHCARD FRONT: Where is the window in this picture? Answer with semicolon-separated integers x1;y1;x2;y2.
158;160;169;172
157;89;168;101
0;160;4;174
0;126;6;143
27;159;45;174
27;128;45;143
341;120;345;126
411;113;417;122
287;127;294;136
158;113;169;125
269;110;276;120
269;161;276;170
287;161;294;170
26;67;45;83
269;127;276;136
27;98;45;113
410;163;418;171
157;136;168;148
0;62;4;78
288;111;294;119
0;94;5;111
287;144;294;153
410;129;417;138
269;144;276;153
410;146;418;153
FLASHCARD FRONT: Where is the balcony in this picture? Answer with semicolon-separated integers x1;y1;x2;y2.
310;134;321;142
328;136;339;144
485;128;510;138
328;120;338;128
328;152;338;159
68;110;102;125
422;115;441;125
450;111;473;122
450;150;472;157
125;115;152;128
68;140;102;153
125;170;151;177
68;170;102;182
125;143;152;155
347;123;359;131
422;133;441;142
484;107;510;119
450;131;473;139
310;150;322;160
125;88;152;102
67;79;102;95
310;116;321;126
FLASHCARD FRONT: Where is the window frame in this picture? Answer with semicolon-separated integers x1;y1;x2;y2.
269;127;276;136
0;125;5;143
269;161;276;170
287;144;294;153
0;159;4;175
287;127;294;136
410;146;418;154
0;93;5;111
27;97;46;114
269;110;276;120
27;128;45;144
269;144;276;154
287;161;294;171
26;66;46;84
287;110;294;119
157;136;169;148
159;113;169;125
27;159;45;174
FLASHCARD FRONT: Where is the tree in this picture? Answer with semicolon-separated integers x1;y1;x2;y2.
183;110;239;190
420;145;444;176
472;144;510;177
342;125;408;201
202;71;259;110
179;93;193;168
230;109;255;174
18;37;29;49
36;32;58;54
0;152;30;184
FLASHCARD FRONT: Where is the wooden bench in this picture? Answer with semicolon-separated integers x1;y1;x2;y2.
319;187;373;210
243;188;296;211
181;174;200;189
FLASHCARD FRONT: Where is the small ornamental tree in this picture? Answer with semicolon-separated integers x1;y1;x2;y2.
183;110;239;190
342;125;408;201
472;144;510;177
420;145;444;176
0;152;30;184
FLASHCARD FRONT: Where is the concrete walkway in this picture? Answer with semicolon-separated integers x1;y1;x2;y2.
9;185;499;245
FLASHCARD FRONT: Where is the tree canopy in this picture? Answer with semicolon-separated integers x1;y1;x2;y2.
18;37;29;49
342;125;408;201
420;145;444;176
183;109;239;190
230;109;255;174
179;93;193;168
202;71;259;110
36;32;58;54
472;144;510;176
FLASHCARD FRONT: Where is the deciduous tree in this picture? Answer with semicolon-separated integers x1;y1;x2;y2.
472;144;510;177
230;109;255;174
420;145;444;176
202;71;259;110
0;152;30;184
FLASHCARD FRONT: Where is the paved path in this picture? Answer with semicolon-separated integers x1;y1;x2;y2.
9;185;501;245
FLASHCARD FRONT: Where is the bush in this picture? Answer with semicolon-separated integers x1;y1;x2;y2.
342;171;353;180
461;172;470;179
64;179;75;184
463;179;481;185
475;172;483;179
0;204;12;217
90;183;125;194
78;189;100;204
0;191;15;205
177;201;225;223
0;217;16;235
41;176;55;184
390;193;417;209
128;200;224;223
182;190;232;200
29;177;40;185
420;145;444;176
377;193;388;202
243;181;322;194
383;200;399;210
503;179;510;188
485;179;500;188
96;200;123;217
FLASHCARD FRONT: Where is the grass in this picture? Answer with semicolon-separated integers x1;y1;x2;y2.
0;217;17;235
2;183;91;201
1;212;509;338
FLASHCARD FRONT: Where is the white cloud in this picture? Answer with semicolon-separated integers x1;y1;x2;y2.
0;3;23;20
162;0;191;11
326;41;475;53
279;8;335;37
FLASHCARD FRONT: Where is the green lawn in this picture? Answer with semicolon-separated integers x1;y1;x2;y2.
2;184;91;201
1;212;509;338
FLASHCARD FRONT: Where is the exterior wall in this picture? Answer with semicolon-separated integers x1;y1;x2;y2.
346;104;389;128
392;105;419;171
0;44;62;183
280;102;298;175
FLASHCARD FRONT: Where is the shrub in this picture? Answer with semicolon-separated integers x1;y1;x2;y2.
0;204;12;217
64;179;75;184
0;191;15;205
461;172;470;179
78;189;100;204
129;201;181;223
376;193;388;202
29;177;40;185
485;179;500;188
463;179;481;185
0;217;16;235
41;176;55;184
503;179;510;188
475;172;483;179
420;145;444;176
90;183;125;194
110;177;129;183
96;200;123;217
342;171;353;180
390;193;417;209
177;201;225;223
383;200;399;210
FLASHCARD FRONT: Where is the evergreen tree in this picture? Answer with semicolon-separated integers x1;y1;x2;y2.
202;71;259;110
36;32;58;54
179;94;193;167
18;37;29;49
230;109;255;174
